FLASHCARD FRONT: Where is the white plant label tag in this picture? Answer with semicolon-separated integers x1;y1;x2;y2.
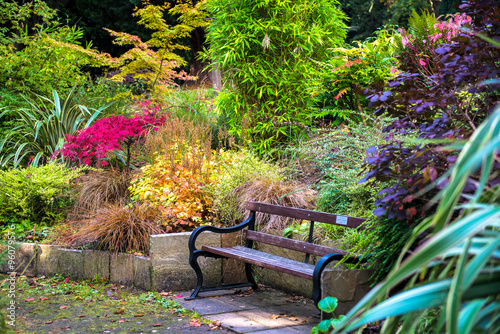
336;216;348;226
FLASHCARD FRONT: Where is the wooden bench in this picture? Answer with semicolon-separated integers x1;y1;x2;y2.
186;201;367;306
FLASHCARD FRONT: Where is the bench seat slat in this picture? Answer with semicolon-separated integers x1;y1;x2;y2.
243;230;350;257
202;245;317;280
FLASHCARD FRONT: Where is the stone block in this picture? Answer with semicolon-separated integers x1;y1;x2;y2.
134;256;152;291
83;250;110;281
37;244;62;277
321;268;374;318
110;253;135;285
57;249;84;279
150;232;222;291
14;243;37;276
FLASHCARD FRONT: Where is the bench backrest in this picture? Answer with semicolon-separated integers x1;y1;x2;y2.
245;201;366;263
247;201;366;228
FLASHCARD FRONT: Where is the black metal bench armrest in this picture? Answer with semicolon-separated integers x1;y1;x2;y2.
188;213;255;254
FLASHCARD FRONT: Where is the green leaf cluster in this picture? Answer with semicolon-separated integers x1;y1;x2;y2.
0;162;85;234
311;297;346;333
0;1;110;96
106;0;208;95
202;0;348;155
317;27;398;117
0;87;109;169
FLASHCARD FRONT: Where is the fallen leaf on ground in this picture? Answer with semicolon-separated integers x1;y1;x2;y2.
40;297;49;301
134;314;144;317
114;309;124;314
44;321;53;324
78;315;85;318
24;298;34;302
189;318;202;327
270;314;279;319
153;323;162;327
118;320;125;323
209;321;222;330
59;305;67;309
289;317;298;321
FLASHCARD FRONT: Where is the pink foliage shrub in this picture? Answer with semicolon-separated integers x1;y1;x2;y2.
60;101;166;168
398;12;472;78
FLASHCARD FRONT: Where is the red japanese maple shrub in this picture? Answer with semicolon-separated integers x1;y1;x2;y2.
61;101;166;169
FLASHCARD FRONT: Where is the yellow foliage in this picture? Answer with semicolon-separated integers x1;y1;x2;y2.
129;147;217;230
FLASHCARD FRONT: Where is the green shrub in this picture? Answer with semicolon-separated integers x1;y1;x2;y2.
202;0;348;155
289;116;394;218
0;1;108;96
207;148;289;224
316;27;398;124
73;78;134;117
0;163;84;238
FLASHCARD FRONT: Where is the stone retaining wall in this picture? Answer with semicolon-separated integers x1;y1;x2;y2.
1;231;372;316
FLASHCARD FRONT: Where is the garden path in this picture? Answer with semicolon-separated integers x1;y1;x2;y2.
176;286;319;333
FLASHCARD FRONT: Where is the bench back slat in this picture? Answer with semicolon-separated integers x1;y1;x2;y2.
243;230;350;257
247;201;366;228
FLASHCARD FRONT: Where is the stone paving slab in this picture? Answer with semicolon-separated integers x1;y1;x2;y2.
176;287;320;333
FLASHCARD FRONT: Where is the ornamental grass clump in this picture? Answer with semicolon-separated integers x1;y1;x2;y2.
72;168;135;213
235;176;316;231
65;202;163;255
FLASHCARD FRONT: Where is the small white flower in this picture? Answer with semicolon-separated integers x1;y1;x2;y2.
262;34;271;50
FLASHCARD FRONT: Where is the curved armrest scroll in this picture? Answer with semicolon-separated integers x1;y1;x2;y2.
188;214;254;254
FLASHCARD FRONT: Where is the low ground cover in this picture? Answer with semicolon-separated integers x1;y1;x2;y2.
0;274;227;334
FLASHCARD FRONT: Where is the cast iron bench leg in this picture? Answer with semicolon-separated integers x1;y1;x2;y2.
245;262;258;290
186;250;204;300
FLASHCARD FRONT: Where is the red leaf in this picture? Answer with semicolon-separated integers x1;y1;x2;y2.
403;195;414;203
24;298;35;302
153;323;162;327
